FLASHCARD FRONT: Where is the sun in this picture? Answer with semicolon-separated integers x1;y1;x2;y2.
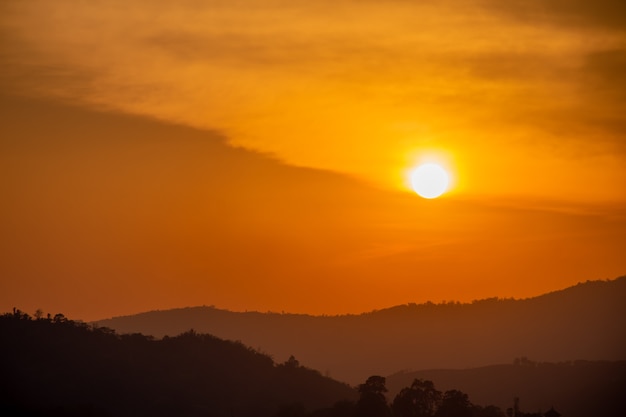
410;163;449;199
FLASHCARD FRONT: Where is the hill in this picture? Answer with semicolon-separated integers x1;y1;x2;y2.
386;360;626;417
96;276;626;384
0;311;356;417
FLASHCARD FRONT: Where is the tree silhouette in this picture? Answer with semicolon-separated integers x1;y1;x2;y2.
285;355;301;368
392;379;441;417
354;376;391;417
435;389;472;417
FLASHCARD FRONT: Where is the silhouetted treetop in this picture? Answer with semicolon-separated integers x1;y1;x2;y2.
392;379;441;417
0;310;355;417
355;376;392;417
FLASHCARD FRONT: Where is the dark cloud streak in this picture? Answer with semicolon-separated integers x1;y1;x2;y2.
479;0;626;30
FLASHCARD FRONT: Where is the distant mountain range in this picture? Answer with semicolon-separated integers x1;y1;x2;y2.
96;276;626;384
4;310;622;417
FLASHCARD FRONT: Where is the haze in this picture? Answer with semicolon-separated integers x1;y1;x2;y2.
1;0;625;321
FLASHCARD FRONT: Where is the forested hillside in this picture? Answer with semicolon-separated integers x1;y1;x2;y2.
0;311;356;417
97;277;626;383
3;309;621;416
386;360;626;417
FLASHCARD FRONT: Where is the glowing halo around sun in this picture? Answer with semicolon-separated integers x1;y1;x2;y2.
410;163;450;199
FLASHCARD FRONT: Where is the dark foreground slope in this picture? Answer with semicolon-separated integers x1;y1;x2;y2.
387;360;626;417
97;277;626;384
0;312;356;417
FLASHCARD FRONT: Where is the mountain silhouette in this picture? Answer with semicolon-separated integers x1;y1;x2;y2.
386;360;626;417
3;309;622;416
0;312;356;417
96;276;626;384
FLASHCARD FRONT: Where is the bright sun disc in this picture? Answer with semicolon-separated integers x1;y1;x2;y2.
411;163;449;199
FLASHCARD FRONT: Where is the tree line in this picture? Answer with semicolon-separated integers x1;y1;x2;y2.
288;374;550;417
1;309;557;417
351;375;546;417
1;309;354;416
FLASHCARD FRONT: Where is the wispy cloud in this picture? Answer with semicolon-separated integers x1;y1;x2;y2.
1;0;625;201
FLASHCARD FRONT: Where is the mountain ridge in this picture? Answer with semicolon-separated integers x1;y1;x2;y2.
0;312;357;417
5;310;622;416
98;276;625;320
96;276;626;384
385;360;626;417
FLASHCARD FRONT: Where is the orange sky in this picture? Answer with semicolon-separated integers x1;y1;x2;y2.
1;0;625;321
